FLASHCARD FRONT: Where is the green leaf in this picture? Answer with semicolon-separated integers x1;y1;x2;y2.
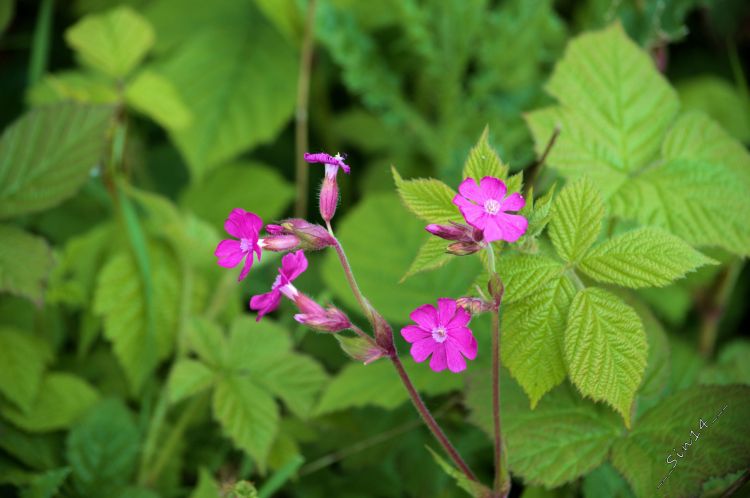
466;372;621;488
564;288;647;426
495;253;564;303
315;358;462;416
213;376;279;471
190;468;220;498
20;468;71;498
93;246;180;393
159;19;297;178
0;327;52;412
167;359;215;405
0;0;14;35
0;373;98;432
611;385;750;498
181;161;294;228
392;166;460;223
523;184;556;238
426;446;491;498
582;464;634;498
578;228;716;288
64;6;155;78
124;69;192;130
462;127;509;180
401;236;453;281
700;340;750;386
502;275;575;407
322;193;482;322
0;104;113;218
188;317;226;368
676;77;750;143
26;71;119;106
0;225;54;305
66;399;139;496
548;177;605;263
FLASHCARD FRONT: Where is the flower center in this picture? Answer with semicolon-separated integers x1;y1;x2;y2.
324;163;338;179
240;238;253;252
484;199;501;215
432;326;448;343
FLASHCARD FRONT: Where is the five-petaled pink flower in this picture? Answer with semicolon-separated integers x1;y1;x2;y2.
401;298;477;373
250;250;308;321
453;177;527;243
215;208;263;281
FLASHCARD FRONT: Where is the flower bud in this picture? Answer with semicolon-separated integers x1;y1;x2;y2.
335;334;387;365
265;224;284;235
425;222;474;241
260;234;300;252
278;218;335;251
291;292;352;333
456;297;494;315
447;241;483;256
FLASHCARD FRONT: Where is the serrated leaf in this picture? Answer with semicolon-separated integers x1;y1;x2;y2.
466;372;621;488
321;193;481;322
124;69;192;130
549;178;605;263
564;288;647;426
392;167;460;223
188;317;226;367
159;20;297;178
0;327;52;412
611;385;750;498
495;254;564;303
64;6;155;78
315;359;462;416
167;360;215;405
93;247;180;392
579;227;715;288
462;127;509;180
66;399;139;496
0;373;98;432
401;237;453;281
213;376;279;471
677;78;750;144
582;464;634;498
0;225;54;305
20;468;71;498
426;447;491;498
0;104;112;218
699;340;750;386
502;275;575;407
524;183;556;238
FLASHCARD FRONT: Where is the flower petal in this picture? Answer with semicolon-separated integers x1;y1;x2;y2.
445;345;467;373
249;290;282;321
411;338;437;363
447;326;478;360
453;195;487;229
436;298;457;327
280;250;308;282
446;307;471;328
429;345;448;372
214;239;245;268
225;208;263;239
237;254;254;281
457;178;486;203
501;192;525;212
487;213;528;243
479;176;507;201
409;304;438;330
401;325;430;343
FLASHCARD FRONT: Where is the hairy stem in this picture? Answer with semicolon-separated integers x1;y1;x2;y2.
391;354;478;482
294;0;318;218
524;126;560;195
698;259;743;358
331;237;374;324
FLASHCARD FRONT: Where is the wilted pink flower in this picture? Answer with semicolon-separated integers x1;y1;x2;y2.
453;177;527;243
215;208;263;281
250;250;308;320
401;298;477;373
425;222;484;243
294;294;351;333
261;234;300;252
456;297;493;315
276;218;335;251
304;152;350;222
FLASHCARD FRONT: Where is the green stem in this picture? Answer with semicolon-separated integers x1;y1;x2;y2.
698;260;743;358
331;236;374;325
490;308;509;496
566;268;585;291
28;0;54;86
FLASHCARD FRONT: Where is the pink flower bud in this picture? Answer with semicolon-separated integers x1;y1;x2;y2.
456;297;494;315
265;224;284;235
260;234;300;252
279;218;335;251
425;222;474;241
319;174;339;222
447;241;483;256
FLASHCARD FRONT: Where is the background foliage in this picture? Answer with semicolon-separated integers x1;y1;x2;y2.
0;0;749;497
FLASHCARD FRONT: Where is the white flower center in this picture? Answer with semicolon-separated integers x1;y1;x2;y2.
324;163;338;179
240;238;253;252
484;199;501;215
432;326;448;343
279;283;298;299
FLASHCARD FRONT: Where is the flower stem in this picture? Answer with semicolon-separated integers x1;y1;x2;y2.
523;126;560;196
293;0;318;218
490;308;509;496
331;236;374;324
391;353;478;482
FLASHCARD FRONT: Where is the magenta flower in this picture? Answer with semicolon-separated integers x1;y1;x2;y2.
401;298;478;373
452;177;527;243
304;152;350;222
215;208;263;281
250;250;308;320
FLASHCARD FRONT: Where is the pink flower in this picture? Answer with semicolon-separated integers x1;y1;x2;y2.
293;293;351;333
304;152;350;222
452;177;527;243
401;298;478;373
250;250;308;320
215;208;263;281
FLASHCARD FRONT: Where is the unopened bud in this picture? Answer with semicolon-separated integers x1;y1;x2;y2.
265;224;284;235
456;297;494;315
279;218;335;251
291;292;351;332
425;222;474;241
261;234;300;251
335;334;387;365
447;241;483;256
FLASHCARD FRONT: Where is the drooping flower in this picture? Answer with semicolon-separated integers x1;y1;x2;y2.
452;177;527;243
293;293;351;333
250;250;308;320
268;218;336;251
425;221;485;256
401;298;477;373
215;208;263;281
304;152;351;222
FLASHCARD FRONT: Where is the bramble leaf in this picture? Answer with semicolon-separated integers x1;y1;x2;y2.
0;225;53;305
495;254;564;303
401;237;453;281
167;360;215;405
426;447;492;498
124;70;192;130
392;167;460;223
564;288;647;426
579;227;716;288
548;177;604;263
0;327;52;412
462;127;509;180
